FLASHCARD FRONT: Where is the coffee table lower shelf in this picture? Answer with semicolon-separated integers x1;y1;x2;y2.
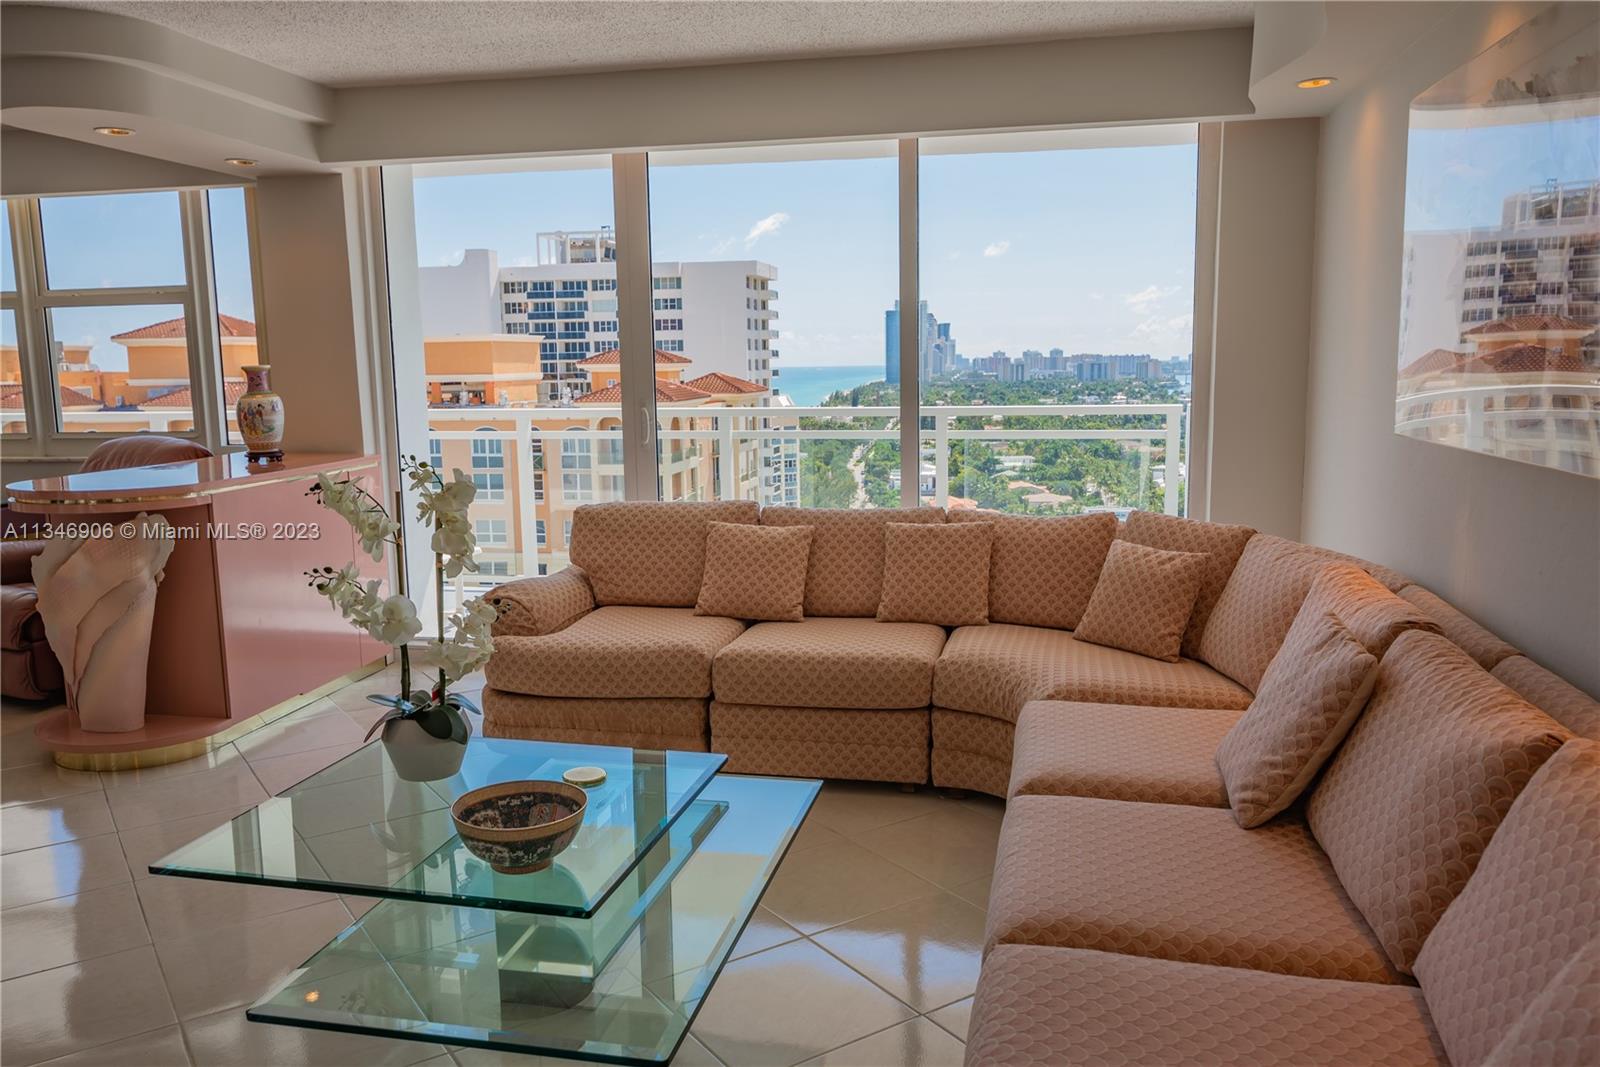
244;774;818;1064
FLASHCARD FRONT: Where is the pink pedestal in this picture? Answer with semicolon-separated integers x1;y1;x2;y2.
9;453;387;764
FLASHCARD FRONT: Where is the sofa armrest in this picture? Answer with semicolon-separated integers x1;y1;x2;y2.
1;540;47;586
488;566;595;637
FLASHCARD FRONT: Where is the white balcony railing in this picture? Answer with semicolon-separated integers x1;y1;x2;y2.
426;402;1185;513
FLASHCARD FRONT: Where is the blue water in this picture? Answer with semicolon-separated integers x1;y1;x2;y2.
777;364;883;406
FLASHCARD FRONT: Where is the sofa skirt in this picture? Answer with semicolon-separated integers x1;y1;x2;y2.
931;707;1014;797
481;689;709;751
709;701;929;784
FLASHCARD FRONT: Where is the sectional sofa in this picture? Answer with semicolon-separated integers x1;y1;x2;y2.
480;500;1592;792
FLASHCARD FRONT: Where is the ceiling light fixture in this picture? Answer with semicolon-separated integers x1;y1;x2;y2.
1296;77;1337;89
225;158;259;168
93;126;135;137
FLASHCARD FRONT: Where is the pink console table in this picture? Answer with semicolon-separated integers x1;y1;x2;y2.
7;452;388;770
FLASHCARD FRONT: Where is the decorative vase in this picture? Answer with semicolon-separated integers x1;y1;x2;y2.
366;694;475;782
237;364;285;462
380;715;469;782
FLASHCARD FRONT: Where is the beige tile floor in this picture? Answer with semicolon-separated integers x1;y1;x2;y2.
0;665;1000;1067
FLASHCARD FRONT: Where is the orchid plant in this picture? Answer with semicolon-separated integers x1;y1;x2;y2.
306;456;499;745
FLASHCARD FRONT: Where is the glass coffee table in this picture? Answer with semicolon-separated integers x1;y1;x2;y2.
151;736;819;1063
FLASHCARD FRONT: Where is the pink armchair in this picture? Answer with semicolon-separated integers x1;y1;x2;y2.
1;435;213;701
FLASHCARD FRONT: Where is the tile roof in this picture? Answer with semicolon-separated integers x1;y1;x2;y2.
576;348;692;366
111;314;257;341
575;381;712;404
684;371;766;395
141;381;248;408
0;384;100;410
1462;314;1596;337
1401;344;1593;379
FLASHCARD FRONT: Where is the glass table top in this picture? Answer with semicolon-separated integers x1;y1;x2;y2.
150;737;727;917
246;774;820;1065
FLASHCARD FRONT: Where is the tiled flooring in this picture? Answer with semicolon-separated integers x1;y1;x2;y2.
1;665;999;1067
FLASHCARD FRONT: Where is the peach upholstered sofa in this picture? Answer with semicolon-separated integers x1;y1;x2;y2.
483;500;1599;1064
479;500;1590;792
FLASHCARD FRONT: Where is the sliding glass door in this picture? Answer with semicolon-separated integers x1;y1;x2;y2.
379;126;1204;602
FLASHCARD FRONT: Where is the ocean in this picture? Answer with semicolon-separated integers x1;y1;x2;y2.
777;364;883;406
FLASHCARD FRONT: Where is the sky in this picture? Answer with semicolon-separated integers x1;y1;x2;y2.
0;188;256;374
1404;114;1599;232
410;139;1201;367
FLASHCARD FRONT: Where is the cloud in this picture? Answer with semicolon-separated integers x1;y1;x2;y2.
744;211;790;248
1132;313;1194;340
983;240;1011;258
1123;284;1179;312
709;236;736;256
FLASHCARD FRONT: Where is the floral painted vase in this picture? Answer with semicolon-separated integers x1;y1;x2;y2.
237;364;285;461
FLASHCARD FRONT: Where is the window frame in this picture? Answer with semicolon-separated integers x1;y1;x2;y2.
1;189;257;460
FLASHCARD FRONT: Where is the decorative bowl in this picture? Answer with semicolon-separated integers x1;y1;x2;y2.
450;780;587;874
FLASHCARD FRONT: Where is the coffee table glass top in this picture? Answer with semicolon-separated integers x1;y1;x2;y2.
150;737;726;917
247;774;819;1065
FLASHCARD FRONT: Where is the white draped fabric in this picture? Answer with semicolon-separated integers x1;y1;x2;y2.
32;514;176;732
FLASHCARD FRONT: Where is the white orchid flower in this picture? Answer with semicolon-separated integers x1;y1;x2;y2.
366;595;422;647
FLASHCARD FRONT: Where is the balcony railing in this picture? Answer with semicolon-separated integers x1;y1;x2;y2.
426;402;1185;515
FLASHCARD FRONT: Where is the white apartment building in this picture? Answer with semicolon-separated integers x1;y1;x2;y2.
421;229;779;404
1401;180;1599;367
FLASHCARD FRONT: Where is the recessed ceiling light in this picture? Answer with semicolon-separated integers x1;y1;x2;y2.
1296;77;1337;90
225;158;258;168
93;126;135;137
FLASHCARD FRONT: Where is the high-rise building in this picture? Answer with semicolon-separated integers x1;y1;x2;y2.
422;232;779;403
885;300;956;384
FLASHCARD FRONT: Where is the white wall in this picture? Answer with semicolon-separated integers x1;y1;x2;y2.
1205;118;1319;538
420;250;501;337
1302;1;1600;695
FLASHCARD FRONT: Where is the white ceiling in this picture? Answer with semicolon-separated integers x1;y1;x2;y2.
50;0;1255;87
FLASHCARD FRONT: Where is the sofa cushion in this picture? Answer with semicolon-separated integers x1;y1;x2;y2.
1483;943;1599;1067
967;945;1446;1067
1301;563;1440;657
934;623;1252;724
877;521;993;626
486;566;594;638
1413;739;1599;1067
481;692;708;751
1074;540;1207;662
1307;630;1570;975
1118;511;1256;659
713;617;946;709
1199;534;1371;690
987;794;1403;984
760;506;944;617
1216;610;1379;828
948;509;1116;630
484;606;745;699
1492;655;1600;740
1395;584;1519;670
710;701;929;783
694;521;813;623
1009;700;1237;806
568;500;759;607
1;582;44;649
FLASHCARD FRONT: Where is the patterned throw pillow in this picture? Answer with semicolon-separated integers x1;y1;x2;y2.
694;522;813;622
877;521;994;627
1215;609;1379;828
1073;540;1207;662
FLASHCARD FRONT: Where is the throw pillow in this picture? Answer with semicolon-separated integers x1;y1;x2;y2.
694;521;813;622
877;521;994;627
1073;540;1207;662
1215;608;1379;828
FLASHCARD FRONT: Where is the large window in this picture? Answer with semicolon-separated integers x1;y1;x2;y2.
386;155;624;588
646;142;900;509
1;189;259;457
920;128;1198;516
380;127;1206;599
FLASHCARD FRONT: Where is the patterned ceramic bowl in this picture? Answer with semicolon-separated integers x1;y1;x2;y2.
450;780;587;874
